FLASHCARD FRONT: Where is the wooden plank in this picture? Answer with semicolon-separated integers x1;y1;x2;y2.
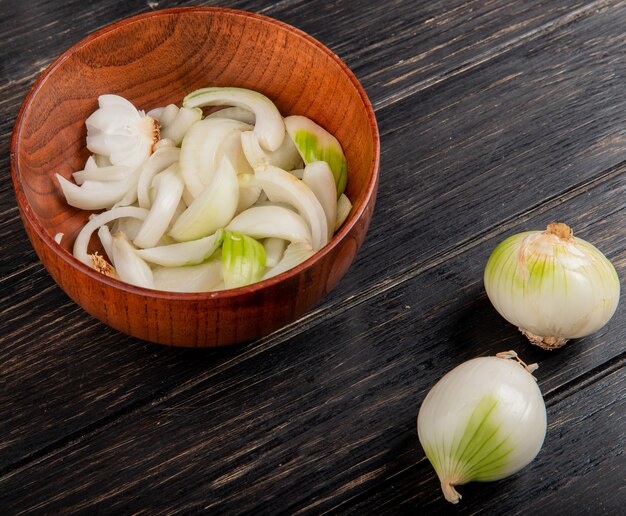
0;172;622;512
1;3;625;470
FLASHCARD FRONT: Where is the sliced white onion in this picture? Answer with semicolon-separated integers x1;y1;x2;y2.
133;164;184;248
285;114;348;196
152;258;223;293
56;168;141;211
73;164;130;185
86;94;158;170
73;206;149;266
302;161;337;241
335;193;353;231
161;106;202;145
221;231;266;289
262;238;287;268
148;103;179;127
183;87;285;151
241;130;302;171
153;138;176;151
226;205;311;243
137;147;181;209
207;107;256;125
136;229;224;267
110;232;154;289
236;173;262;214
97;225;114;260
263;241;315;279
255;165;328;251
179;117;251;198
169;156;239;241
112;215;144;242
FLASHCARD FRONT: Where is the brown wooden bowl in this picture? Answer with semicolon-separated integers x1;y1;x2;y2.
11;7;379;347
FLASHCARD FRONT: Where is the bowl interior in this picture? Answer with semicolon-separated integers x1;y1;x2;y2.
14;7;377;271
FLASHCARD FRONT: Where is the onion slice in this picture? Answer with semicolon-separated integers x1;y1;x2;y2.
137;147;181;209
241;130;302;171
302;161;337;241
226;206;312;244
161;106;202;145
110;232;154;289
133;164;184;249
335;193;353;231
73;206;149;266
56;168;141;211
285;115;348;197
221;231;266;289
136;229;224;267
169;157;239;241
263;241;315;279
179;117;251;198
207;107;256;125
183;87;285;151
152;258;223;293
255;165;328;251
263;238;287;268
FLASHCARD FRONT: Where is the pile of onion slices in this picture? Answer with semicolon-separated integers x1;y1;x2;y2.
55;87;352;292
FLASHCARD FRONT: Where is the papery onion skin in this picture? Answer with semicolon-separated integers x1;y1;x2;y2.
417;354;547;504
484;223;620;349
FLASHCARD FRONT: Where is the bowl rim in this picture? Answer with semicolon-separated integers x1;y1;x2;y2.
11;6;380;301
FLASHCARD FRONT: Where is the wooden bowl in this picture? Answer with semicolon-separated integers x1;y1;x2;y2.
11;7;379;347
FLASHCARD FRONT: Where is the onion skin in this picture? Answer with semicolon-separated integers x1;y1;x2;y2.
484;223;620;350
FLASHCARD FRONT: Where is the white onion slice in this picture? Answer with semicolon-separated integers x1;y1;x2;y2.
255;165;328;251
137;147;181;209
56;169;140;211
183;87;285;151
136;229;224;267
207;107;256;125
73;206;149;266
241;130;302;171
133;164;184;248
161;106;202;145
302;161;337;241
152;259;223;292
179;117;251;198
169;157;239;241
110;232;154;289
112;215;144;242
263;241;315;279
335;193;353;231
226;206;312;243
236;173;262;214
263;237;287;268
86;94;157;170
97;225;114;260
148;103;179;127
73;165;130;185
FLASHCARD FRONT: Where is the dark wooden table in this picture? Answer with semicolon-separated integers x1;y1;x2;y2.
1;0;624;513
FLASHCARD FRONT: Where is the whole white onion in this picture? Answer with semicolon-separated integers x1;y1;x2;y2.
484;223;620;349
417;352;547;504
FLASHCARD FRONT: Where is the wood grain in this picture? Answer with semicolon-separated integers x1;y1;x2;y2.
1;0;625;513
